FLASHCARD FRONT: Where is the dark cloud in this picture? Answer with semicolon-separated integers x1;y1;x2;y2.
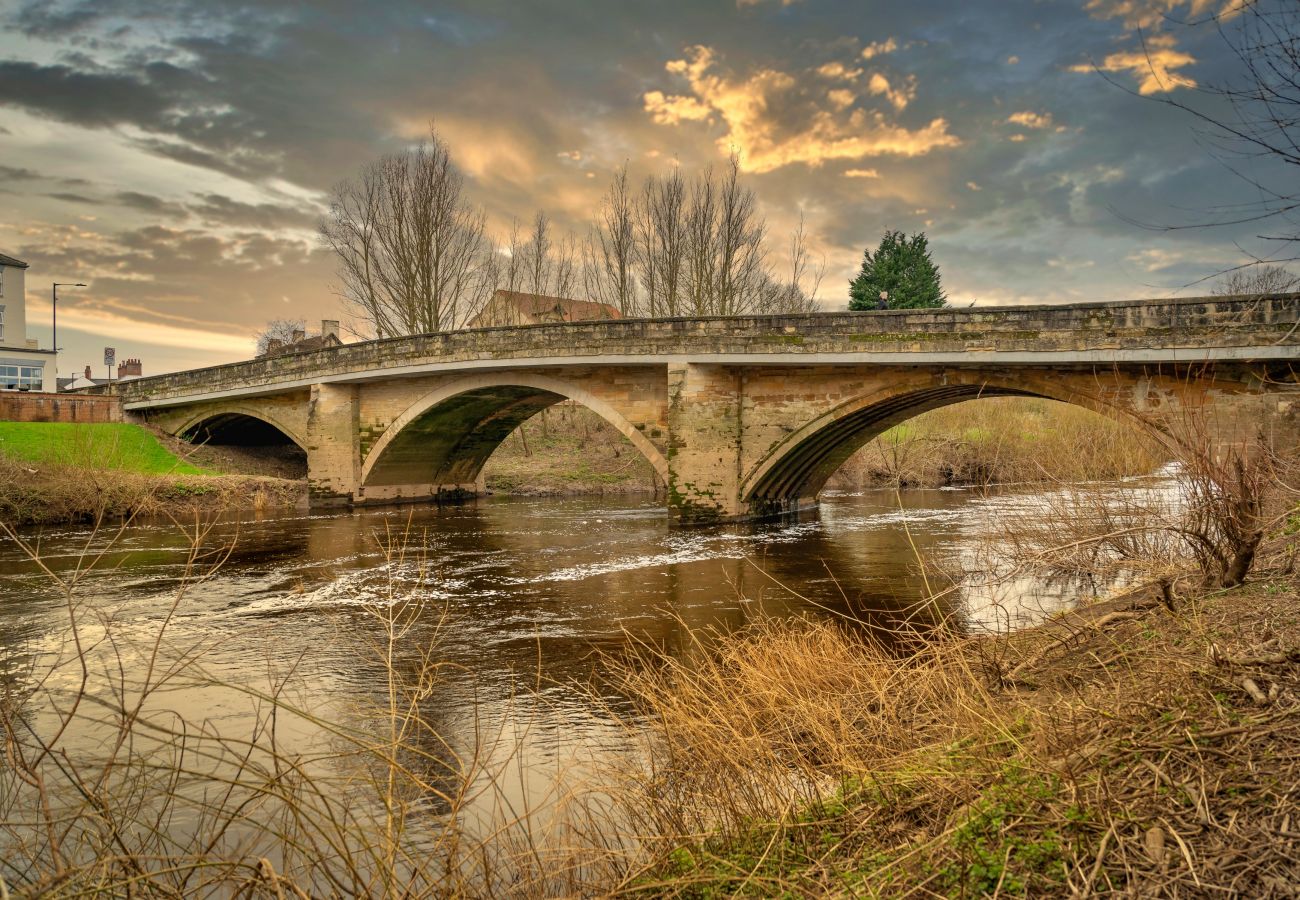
114;190;187;216
0;60;172;128
187;193;319;230
45;191;101;203
0;164;41;180
0;0;1288;369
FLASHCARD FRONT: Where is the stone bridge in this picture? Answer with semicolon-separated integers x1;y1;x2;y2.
117;295;1300;522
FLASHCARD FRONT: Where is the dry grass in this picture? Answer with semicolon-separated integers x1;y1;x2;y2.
829;398;1164;490
484;403;662;496
606;576;1300;897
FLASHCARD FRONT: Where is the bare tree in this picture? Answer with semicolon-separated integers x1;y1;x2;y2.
712;155;768;316
636;167;688;316
320;126;493;336
585;164;640;316
519;211;554;298
1127;2;1300;278
759;212;826;314
255;318;308;356
1212;264;1300;295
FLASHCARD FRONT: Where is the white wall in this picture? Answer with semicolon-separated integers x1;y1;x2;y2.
0;263;28;347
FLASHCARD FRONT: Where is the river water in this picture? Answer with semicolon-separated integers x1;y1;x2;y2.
0;479;1173;871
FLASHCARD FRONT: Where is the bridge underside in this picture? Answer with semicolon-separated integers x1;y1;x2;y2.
360;385;566;501
142;359;1300;524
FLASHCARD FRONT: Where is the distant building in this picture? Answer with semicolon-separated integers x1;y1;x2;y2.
0;252;55;392
468;290;622;328
58;358;145;392
261;319;344;357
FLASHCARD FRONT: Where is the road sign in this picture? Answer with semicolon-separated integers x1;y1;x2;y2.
104;347;115;367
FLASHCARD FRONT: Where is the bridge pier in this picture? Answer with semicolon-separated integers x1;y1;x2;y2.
306;383;361;507
666;363;749;523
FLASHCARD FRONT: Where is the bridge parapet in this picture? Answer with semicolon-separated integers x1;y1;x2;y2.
111;294;1299;407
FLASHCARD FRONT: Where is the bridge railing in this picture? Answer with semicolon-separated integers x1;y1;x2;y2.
110;294;1300;404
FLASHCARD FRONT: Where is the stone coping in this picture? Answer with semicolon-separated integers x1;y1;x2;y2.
107;294;1300;405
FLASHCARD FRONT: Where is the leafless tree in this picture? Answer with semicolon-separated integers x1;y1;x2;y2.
1212;264;1300;295
712;155;769;315
757;213;826;314
320;126;493;336
255;318;309;356
636;166;688;316
519;211;554;298
584;164;639;315
1128;1;1300;279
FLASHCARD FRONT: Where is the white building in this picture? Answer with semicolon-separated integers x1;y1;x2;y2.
0;252;55;391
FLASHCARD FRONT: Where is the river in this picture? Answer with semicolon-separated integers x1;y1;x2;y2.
0;477;1175;882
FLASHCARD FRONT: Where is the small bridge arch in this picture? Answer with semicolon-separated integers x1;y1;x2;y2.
172;404;309;450
359;372;670;500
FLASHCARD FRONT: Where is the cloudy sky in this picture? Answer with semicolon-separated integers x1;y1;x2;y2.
0;0;1281;374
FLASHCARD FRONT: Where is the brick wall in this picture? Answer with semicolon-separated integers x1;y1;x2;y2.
0;391;122;423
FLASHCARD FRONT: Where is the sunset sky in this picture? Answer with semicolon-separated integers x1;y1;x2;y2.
0;0;1280;374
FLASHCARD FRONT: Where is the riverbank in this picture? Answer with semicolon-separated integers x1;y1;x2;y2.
0;454;305;525
0;398;1160;525
612;574;1300;896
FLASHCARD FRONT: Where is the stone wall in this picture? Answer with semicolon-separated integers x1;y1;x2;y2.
0;391;122;423
110;295;1300;405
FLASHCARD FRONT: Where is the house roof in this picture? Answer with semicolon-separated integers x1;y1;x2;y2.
488;290;622;322
262;332;344;357
0;252;30;268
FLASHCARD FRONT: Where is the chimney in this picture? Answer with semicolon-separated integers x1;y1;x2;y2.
321;319;340;341
117;358;142;378
291;328;305;343
84;365;92;379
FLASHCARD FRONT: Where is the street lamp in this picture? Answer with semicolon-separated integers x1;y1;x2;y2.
52;282;86;393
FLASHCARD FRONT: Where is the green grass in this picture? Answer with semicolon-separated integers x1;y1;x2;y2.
0;422;214;475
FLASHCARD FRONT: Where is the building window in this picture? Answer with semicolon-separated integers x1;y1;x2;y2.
0;304;5;342
0;365;43;391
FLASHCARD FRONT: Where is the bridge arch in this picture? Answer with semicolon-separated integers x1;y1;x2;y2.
173;405;308;450
360;372;670;493
741;372;1169;514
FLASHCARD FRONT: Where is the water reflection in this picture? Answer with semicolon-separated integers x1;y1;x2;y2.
0;483;1163;806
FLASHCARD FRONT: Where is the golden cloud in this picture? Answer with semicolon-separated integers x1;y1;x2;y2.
1082;0;1236;30
817;61;863;82
1070;33;1196;94
827;88;856;110
643;90;714;125
1007;111;1054;128
861;37;899;60
867;73;914;111
843;168;880;178
644;46;959;173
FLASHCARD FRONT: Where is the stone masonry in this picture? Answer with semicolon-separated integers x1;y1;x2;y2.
116;295;1300;522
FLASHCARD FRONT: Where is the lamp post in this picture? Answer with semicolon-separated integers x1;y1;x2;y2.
52;282;86;393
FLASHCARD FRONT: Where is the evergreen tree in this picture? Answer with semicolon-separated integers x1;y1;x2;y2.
848;230;946;310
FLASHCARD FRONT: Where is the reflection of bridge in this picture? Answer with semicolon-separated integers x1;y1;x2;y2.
120;295;1299;522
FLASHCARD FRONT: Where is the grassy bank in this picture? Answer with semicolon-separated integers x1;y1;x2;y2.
0;422;305;525
481;397;1163;498
614;577;1300;896
483;403;662;495
829;397;1163;489
0;421;213;475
